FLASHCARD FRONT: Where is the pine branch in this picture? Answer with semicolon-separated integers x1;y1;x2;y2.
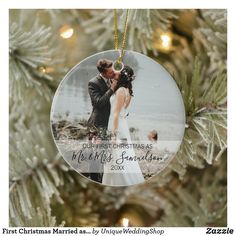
10;120;106;227
154;157;226;227
160;9;226;82
9;21;56;102
9;121;70;226
143;57;227;184
81;9;179;55
194;9;227;67
176;58;226;165
51;176;169;226
10;203;65;227
51;175;107;226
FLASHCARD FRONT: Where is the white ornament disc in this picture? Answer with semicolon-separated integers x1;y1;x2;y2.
50;50;185;187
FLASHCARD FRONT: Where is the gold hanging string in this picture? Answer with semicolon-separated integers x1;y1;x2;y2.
114;9;119;51
113;9;130;64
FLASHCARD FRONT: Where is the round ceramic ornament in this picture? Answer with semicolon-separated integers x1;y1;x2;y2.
50;50;185;187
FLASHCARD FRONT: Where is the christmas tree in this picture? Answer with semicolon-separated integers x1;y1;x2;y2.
9;9;227;227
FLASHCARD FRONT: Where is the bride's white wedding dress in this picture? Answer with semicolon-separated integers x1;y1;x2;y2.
102;87;144;186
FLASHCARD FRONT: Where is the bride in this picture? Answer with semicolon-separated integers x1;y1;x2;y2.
102;65;144;186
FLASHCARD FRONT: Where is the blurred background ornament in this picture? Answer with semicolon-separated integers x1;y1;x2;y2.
59;24;74;39
153;29;174;53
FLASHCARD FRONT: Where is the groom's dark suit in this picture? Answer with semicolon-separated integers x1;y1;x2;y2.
86;75;114;182
88;75;113;129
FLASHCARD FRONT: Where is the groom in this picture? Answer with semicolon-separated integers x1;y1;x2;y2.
86;59;117;182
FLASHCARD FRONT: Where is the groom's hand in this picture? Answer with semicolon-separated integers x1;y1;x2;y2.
110;79;118;91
